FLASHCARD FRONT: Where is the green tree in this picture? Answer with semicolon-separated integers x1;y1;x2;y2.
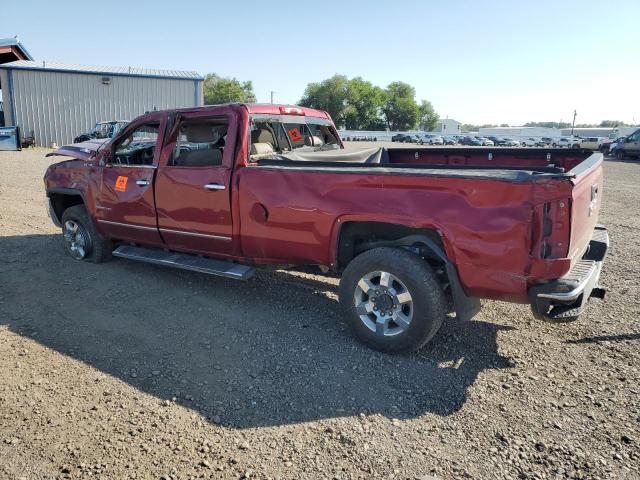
599;120;628;128
299;75;349;127
203;73;256;105
417;100;439;131
382;82;419;131
343;77;386;130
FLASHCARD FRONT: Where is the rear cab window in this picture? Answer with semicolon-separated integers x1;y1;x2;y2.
249;114;340;161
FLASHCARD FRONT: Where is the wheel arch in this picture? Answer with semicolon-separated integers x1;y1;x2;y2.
47;188;86;226
333;219;480;321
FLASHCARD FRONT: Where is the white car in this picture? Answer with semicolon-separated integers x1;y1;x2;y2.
503;137;520;146
554;137;582;148
477;137;494;146
520;138;537;147
419;134;444;145
580;137;606;151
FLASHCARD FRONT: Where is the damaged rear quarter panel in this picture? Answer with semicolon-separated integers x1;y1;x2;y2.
237;166;551;302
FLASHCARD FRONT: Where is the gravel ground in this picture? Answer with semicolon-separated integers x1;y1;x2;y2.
0;147;638;480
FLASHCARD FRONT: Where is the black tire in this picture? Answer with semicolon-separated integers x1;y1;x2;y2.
339;247;447;353
61;205;112;263
616;150;625;160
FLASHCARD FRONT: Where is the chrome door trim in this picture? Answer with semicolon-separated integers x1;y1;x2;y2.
105;164;157;169
159;228;232;242
97;219;158;231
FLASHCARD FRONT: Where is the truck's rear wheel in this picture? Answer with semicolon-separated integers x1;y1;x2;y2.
61;205;112;263
339;247;446;353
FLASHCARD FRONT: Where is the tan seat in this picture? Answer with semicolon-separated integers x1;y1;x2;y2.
175;124;223;166
251;127;276;149
250;142;275;159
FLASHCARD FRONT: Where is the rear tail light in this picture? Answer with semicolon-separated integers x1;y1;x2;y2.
280;106;305;116
536;200;570;259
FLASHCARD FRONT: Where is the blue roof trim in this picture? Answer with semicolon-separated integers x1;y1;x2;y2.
0;37;34;60
0;61;202;80
0;65;203;81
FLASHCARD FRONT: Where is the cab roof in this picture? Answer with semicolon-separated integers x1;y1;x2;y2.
168;103;331;120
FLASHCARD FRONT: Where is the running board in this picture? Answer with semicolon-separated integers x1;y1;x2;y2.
112;245;254;280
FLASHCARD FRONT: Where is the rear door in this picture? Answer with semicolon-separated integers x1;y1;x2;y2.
154;107;238;257
96;114;166;245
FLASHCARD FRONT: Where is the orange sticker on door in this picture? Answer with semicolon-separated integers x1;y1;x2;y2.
287;127;302;142
115;176;128;192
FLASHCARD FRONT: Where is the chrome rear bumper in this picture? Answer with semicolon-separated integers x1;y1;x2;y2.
529;225;608;322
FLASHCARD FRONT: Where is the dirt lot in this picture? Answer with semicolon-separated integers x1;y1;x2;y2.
0;147;638;480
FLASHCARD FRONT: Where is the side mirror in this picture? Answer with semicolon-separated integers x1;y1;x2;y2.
625;137;633;143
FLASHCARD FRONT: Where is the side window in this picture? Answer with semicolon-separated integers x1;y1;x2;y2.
170;117;228;167
283;123;312;148
307;123;338;146
111;123;160;166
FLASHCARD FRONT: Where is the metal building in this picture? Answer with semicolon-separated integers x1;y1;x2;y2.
0;60;203;146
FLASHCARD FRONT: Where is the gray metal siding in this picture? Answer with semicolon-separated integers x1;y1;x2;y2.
0;70;13;125
9;69;199;146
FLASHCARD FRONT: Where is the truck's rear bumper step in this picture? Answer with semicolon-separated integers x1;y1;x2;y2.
529;225;609;322
112;245;254;280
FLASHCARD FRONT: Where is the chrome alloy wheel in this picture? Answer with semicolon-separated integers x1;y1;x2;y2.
353;271;413;337
63;220;89;260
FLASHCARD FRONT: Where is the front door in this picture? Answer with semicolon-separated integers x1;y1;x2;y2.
95;115;166;246
154;108;237;256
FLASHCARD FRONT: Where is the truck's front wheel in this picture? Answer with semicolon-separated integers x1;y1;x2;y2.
61;205;112;263
339;247;446;353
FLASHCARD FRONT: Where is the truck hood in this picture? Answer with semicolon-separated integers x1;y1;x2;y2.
45;138;109;161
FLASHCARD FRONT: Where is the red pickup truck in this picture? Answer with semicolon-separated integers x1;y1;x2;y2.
44;103;608;353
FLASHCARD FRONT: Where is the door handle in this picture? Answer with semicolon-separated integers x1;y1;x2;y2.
136;179;150;186
204;183;226;191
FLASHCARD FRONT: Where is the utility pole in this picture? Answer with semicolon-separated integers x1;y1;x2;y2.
571;110;577;136
270;91;275;104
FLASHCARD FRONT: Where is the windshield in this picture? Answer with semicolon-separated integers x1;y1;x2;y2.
249;114;340;159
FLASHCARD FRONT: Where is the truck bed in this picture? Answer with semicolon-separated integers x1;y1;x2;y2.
244;147;603;303
257;147;596;179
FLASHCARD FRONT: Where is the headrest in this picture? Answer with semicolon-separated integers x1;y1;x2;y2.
251;128;275;145
185;124;215;143
250;142;274;156
304;136;324;147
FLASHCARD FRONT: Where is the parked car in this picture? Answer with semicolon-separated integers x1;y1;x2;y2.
613;129;640;160
392;134;419;143
606;137;626;156
580;137;606;151
477;137;494;146
519;137;537;147
486;136;507;146
460;136;482;146
419;134;444;145
540;137;555;146
74;120;129;144
44;103;608;353
502;137;521;147
442;136;457;145
554;137;582;148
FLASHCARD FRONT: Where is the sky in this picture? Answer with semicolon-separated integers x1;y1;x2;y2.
2;0;639;126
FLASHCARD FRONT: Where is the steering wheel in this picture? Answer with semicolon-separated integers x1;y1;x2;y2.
141;146;155;163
